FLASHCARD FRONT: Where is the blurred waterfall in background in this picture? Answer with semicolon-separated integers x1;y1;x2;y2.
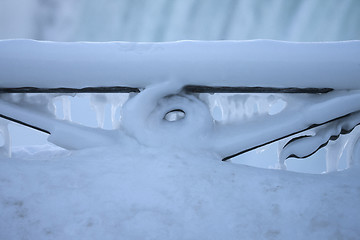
0;0;359;42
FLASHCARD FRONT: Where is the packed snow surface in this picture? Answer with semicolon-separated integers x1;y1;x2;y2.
0;39;360;89
0;145;359;240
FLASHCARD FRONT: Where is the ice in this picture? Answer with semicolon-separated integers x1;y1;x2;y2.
0;118;11;157
108;93;129;129
90;94;107;128
0;93;56;117
279;111;360;171
89;93;129;129
204;93;286;124
268;97;287;115
344;126;360;168
213;90;360;162
325;137;347;172
61;95;72;121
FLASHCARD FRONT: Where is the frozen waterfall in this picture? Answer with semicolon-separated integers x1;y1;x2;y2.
0;0;359;42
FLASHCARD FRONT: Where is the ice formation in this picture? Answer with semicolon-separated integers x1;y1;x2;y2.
279;111;360;170
0;118;11;157
108;93;129;129
0;93;56;117
0;40;359;174
90;94;107;128
88;93;129;129
203;93;287;123
1;88;360;174
61;95;72;121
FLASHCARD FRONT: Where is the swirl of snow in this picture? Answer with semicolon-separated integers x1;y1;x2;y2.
121;81;213;149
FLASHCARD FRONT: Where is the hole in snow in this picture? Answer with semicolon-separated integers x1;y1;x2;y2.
164;109;186;122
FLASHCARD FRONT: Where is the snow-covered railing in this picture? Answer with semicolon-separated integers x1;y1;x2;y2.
0;39;360;172
0;39;359;90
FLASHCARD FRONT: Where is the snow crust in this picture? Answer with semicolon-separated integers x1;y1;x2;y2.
0;146;359;240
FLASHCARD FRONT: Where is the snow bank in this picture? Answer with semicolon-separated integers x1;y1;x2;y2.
0;146;359;240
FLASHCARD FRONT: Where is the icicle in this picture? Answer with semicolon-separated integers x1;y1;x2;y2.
226;96;235;121
47;94;57;116
325;137;347;173
108;93;129;129
344;126;360;168
268;96;287;115
278;157;287;170
110;104;118;128
203;93;289;123
62;96;72;121
350;136;360;168
233;95;245;120
2;93;58;117
0;119;11;158
277;139;288;170
256;95;270;115
279;111;360;170
244;96;257;118
205;94;224;122
90;94;107;128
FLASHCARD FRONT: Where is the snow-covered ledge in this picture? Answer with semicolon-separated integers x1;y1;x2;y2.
0;39;360;173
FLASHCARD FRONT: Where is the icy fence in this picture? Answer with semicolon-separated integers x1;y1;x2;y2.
1;39;360;173
1;91;360;173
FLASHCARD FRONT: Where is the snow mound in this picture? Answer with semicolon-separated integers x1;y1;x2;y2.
0;146;359;240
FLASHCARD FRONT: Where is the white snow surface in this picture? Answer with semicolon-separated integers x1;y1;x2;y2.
0;39;360;89
1;2;360;239
1;145;359;240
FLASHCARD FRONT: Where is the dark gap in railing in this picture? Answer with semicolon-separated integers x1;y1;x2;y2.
0;87;140;94
184;86;333;94
0;86;333;94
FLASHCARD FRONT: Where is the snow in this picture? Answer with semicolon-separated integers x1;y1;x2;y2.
0;39;360;165
0;39;360;90
0;146;359;240
2;85;360;167
1;2;360;238
1;86;360;239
